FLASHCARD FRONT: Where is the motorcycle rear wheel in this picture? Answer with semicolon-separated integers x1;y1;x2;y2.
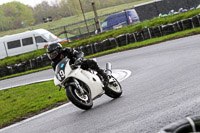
105;76;122;98
66;84;93;110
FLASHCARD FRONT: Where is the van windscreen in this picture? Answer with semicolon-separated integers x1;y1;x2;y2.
105;12;127;27
43;33;58;42
102;21;108;28
35;36;47;43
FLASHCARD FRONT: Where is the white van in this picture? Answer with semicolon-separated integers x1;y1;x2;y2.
0;29;60;59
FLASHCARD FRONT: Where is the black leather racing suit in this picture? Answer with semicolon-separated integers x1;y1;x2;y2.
51;47;106;80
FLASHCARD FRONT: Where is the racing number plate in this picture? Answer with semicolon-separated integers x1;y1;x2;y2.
56;62;66;82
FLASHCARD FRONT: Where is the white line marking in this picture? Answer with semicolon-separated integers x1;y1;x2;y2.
112;69;132;82
1;69;131;90
0;69;131;132
0;102;72;132
0;78;53;91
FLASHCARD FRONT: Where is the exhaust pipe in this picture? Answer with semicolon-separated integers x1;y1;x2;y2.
106;62;112;76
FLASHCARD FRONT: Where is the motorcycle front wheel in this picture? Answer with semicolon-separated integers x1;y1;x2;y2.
104;76;122;98
66;83;93;110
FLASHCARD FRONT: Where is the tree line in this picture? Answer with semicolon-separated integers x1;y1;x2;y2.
0;0;138;31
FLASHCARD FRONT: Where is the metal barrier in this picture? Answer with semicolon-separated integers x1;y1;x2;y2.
48;11;126;41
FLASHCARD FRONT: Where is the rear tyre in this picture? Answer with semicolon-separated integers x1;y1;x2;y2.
105;76;122;98
66;84;93;110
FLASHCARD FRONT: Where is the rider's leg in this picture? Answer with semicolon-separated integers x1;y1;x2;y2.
82;59;108;85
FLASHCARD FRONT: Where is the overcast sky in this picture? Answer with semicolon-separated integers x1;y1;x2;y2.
0;0;61;7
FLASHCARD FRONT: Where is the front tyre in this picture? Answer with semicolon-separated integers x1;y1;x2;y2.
105;76;122;98
66;85;93;110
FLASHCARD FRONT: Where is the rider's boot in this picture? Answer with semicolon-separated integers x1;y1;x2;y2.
97;68;109;87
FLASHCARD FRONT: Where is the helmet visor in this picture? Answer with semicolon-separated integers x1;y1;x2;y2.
47;51;58;60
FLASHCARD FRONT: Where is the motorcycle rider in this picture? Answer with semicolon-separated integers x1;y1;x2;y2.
46;42;108;85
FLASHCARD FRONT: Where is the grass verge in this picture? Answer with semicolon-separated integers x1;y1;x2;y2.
0;80;68;129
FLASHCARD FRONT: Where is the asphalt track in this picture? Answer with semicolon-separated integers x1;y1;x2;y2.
1;34;200;133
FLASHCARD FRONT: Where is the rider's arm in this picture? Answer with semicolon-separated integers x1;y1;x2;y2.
73;49;84;59
63;47;84;59
51;62;56;71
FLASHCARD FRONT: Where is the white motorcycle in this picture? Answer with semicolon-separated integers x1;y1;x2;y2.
54;57;122;110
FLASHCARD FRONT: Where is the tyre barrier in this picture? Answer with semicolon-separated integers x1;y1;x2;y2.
93;42;104;53
1;14;200;78
87;44;95;55
116;34;128;47
12;64;20;74
134;32;144;42
178;21;184;31
40;54;51;67
162;24;175;36
0;67;9;77
108;38;118;49
0;54;51;78
103;39;117;50
150;26;162;38
23;60;32;71
7;66;13;75
173;22;182;32
159;116;200;133
192;15;200;28
36;56;43;68
181;18;193;30
80;45;94;56
128;33;136;44
17;63;26;73
142;28;151;40
101;39;111;51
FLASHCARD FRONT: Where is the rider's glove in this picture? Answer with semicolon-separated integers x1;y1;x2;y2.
74;58;83;65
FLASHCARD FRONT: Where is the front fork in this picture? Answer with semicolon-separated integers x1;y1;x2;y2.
73;78;85;94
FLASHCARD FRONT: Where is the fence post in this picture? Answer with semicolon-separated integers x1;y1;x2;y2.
92;2;102;33
79;0;89;34
78;28;81;35
64;26;69;39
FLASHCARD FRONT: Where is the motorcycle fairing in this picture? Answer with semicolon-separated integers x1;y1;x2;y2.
55;58;70;82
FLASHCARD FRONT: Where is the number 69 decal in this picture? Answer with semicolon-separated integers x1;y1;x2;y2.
57;70;65;81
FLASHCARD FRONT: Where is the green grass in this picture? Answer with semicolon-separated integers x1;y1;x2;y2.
0;80;68;128
1;26;200;128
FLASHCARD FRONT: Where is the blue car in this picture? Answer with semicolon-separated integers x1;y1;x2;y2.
101;9;140;32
